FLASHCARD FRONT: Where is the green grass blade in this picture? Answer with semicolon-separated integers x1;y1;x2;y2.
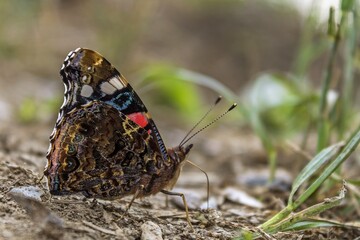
282;219;348;231
293;126;360;209
260;126;360;231
177;69;239;103
288;142;344;204
265;183;346;233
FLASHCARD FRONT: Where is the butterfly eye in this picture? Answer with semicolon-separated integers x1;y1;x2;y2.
81;74;92;84
63;157;79;173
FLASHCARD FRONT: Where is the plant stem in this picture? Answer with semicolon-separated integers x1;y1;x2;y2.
259;205;294;231
339;3;357;138
316;10;345;152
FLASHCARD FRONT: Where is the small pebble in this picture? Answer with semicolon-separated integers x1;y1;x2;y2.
141;221;163;240
223;187;264;208
8;186;44;201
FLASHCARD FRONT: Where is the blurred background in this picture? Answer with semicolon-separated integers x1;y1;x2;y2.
0;0;345;123
0;0;358;184
1;1;360;238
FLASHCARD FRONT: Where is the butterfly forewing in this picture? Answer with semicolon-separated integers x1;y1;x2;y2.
54;48;168;161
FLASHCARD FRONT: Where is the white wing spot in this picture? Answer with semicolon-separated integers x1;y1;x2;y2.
100;81;117;94
80;84;94;97
46;144;52;156
109;76;125;90
60;96;67;108
56;111;63;124
49;128;56;140
64;83;68;93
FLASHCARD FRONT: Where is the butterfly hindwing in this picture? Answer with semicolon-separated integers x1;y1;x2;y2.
46;101;162;199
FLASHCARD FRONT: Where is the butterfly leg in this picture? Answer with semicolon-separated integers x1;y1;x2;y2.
123;184;144;215
161;189;194;231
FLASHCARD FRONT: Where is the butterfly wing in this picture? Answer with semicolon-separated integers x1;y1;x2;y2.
55;48;168;161
45;101;162;199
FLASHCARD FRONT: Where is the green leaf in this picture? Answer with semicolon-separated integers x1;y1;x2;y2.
243;73;318;136
139;64;203;121
288;142;344;204
283;219;345;231
264;183;347;233
294;126;360;208
177;68;238;104
260;127;360;232
347;179;360;186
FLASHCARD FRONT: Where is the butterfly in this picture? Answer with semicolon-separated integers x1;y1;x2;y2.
44;48;194;227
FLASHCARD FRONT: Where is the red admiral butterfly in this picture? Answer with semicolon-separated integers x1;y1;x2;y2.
44;48;236;230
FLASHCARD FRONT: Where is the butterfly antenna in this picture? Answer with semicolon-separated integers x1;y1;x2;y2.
186;160;210;209
180;103;237;147
179;96;222;147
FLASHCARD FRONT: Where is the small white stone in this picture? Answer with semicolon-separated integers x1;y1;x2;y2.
223;186;264;208
141;221;163;240
9;186;44;201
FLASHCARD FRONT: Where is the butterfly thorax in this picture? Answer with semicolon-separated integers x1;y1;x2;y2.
144;144;193;195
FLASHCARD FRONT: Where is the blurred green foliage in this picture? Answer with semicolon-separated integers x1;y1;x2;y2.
139;64;203;122
17;97;38;123
17;96;62;124
243;73;319;136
